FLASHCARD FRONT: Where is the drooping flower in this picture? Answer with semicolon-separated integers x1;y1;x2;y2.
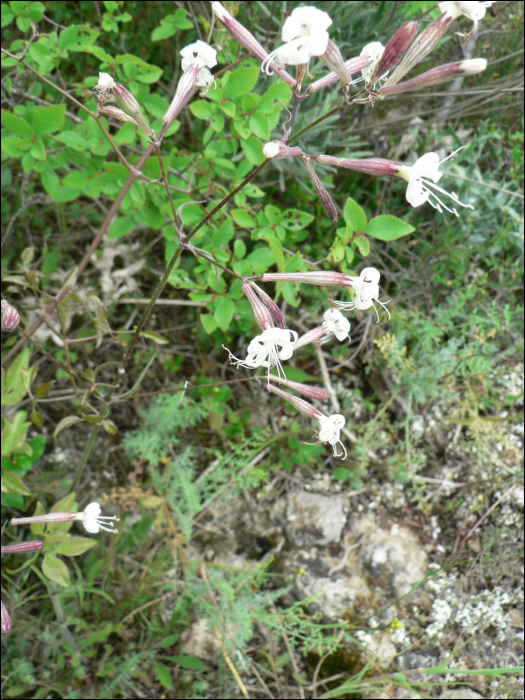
367;22;420;86
11;502;120;534
212;1;295;86
396;147;474;216
261;6;332;74
322;308;351;342
225;328;298;383
180;40;218;88
333;267;391;323
303;156;339;222
94;72;154;139
360;42;386;85
318;414;347;458
163;41;217;129
315;147;474;216
293;308;351;350
267;383;347;458
438;1;495;40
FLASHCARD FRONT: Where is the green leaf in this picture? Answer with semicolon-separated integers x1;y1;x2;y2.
53;416;83;438
214;296;234;332
58;24;99;51
231;209;256;228
241;136;264;165
234;239;246;259
246;246;275;275
141;93;169;119
32;104;67;136
30;138;46;160
53;185;81;202
212;219;234;247
189;100;213;120
108;215;136;239
352;236;370;257
153;662;173;690
343;197;367;233
140;331;169;345
281;209;315;231
41;168;59;197
250;112;270;140
261;235;286;271
200;313;218;334
328;242;345;263
2;348;32;406
151;22;177;42
1;4;14;27
54;537;98;556
42;553;71;588
1;472;31;496
223;66;260;100
365;215;415;241
173;656;208;671
1;110;34;138
210;114;224;132
258;83;292;113
54;130;90;151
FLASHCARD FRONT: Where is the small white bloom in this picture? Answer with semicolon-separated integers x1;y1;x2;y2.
226;327;298;382
360;42;386;84
398;146;474;216
94;72;116;96
181;40;218;87
322;308;351;342
318;414;347;458
334;267;391;323
76;502;119;534
262;6;332;75
439;1;495;36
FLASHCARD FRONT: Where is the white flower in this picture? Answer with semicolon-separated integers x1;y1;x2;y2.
180;40;218;87
76;502;119;534
94;72;116;96
397;146;474;216
261;6;332;74
334;267;391;323
360;42;386;84
226;327;298;382
439;1;495;36
318;414;347;458
322;308;351;342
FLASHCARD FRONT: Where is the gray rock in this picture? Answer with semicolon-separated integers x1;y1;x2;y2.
352;517;428;598
284;549;371;620
270;490;348;547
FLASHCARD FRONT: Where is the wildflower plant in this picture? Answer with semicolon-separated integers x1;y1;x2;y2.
0;0;517;686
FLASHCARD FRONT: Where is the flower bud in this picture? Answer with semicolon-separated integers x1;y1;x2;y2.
1;295;20;332
268;373;329;402
99;105;139;125
163;64;200;129
303;156;339;223
382;13;455;87
368;21;419;85
242;279;274;332
112;84;155;139
309;55;372;93
319;39;352;85
250;282;286;329
315;154;402;178
380;58;487;96
267;383;323;420
263;141;303;160
262;271;353;286
212;1;296;87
